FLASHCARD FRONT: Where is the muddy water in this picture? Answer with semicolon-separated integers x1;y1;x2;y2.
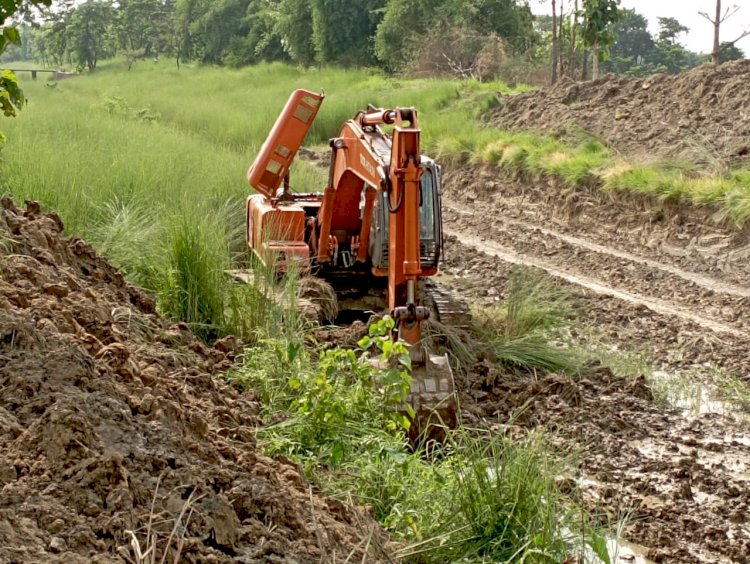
608;538;654;564
650;369;750;423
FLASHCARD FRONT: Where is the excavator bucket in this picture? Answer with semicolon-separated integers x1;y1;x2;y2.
407;352;457;442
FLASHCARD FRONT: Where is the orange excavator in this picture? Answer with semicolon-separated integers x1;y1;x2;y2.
246;89;469;433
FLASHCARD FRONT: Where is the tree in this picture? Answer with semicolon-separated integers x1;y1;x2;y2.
276;0;314;65
657;17;689;45
115;0;172;68
718;40;745;62
550;0;558;83
699;1;750;64
189;0;250;64
374;0;536;74
310;0;384;66
580;0;620;79
600;8;655;75
67;0;116;71
651;16;698;73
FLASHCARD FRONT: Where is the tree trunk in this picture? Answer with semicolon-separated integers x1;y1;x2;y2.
551;0;558;84
569;0;578;77
592;41;600;80
559;0;565;75
712;0;721;64
582;49;589;80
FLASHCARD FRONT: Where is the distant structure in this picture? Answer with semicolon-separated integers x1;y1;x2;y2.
9;69;75;81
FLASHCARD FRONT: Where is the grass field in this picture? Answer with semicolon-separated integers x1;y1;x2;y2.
0;60;519;335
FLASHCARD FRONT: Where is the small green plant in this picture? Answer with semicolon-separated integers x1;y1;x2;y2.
234;316;413;467
99;95;160;122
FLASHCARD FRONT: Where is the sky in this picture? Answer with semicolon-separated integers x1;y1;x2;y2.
527;0;750;55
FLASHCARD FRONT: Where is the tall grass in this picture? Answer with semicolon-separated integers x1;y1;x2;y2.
0;60;521;335
473;267;583;374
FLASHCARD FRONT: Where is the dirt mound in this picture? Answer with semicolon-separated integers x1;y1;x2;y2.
0;199;388;563
491;59;750;164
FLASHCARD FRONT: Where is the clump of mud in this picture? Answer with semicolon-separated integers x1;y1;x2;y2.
0;199;388;563
491;59;750;164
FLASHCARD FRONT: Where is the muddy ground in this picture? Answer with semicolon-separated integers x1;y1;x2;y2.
0;199;390;563
442;166;750;563
490;59;750;165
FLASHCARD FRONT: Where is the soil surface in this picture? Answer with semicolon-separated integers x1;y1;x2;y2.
0;199;389;563
490;59;750;164
442;165;750;563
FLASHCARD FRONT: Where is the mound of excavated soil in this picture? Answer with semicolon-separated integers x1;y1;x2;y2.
0;199;388;563
491;59;750;164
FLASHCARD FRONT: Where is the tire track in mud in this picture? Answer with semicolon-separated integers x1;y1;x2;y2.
439;205;750;563
445;221;745;338
444;200;750;338
465;203;750;300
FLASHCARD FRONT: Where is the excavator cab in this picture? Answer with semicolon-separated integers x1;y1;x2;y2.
370;159;443;272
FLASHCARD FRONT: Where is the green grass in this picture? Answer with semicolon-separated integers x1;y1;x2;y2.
0;59;523;335
472;267;584;375
601;163;750;224
229;317;599;563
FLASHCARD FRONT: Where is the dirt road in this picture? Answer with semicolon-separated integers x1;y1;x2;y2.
441;167;750;563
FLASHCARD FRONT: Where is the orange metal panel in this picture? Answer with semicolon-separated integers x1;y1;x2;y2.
246;195;309;271
247;89;324;198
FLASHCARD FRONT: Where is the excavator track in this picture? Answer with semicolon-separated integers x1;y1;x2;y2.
421;279;472;329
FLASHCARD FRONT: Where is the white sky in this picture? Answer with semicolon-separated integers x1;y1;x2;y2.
528;0;750;54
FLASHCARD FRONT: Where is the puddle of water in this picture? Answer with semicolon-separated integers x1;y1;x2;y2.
608;537;654;564
563;525;654;564
650;370;749;421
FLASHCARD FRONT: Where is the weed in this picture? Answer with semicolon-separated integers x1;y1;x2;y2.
159;219;227;340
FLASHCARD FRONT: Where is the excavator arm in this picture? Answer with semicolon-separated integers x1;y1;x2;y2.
317;106;430;349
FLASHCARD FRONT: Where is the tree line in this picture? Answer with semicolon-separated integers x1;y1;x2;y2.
8;0;536;75
1;0;747;82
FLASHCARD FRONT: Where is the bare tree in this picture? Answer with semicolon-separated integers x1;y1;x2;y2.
699;1;750;64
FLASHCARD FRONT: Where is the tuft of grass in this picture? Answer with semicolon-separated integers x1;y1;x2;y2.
158;219;227;340
394;430;575;563
88;197;162;287
473;267;583;375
